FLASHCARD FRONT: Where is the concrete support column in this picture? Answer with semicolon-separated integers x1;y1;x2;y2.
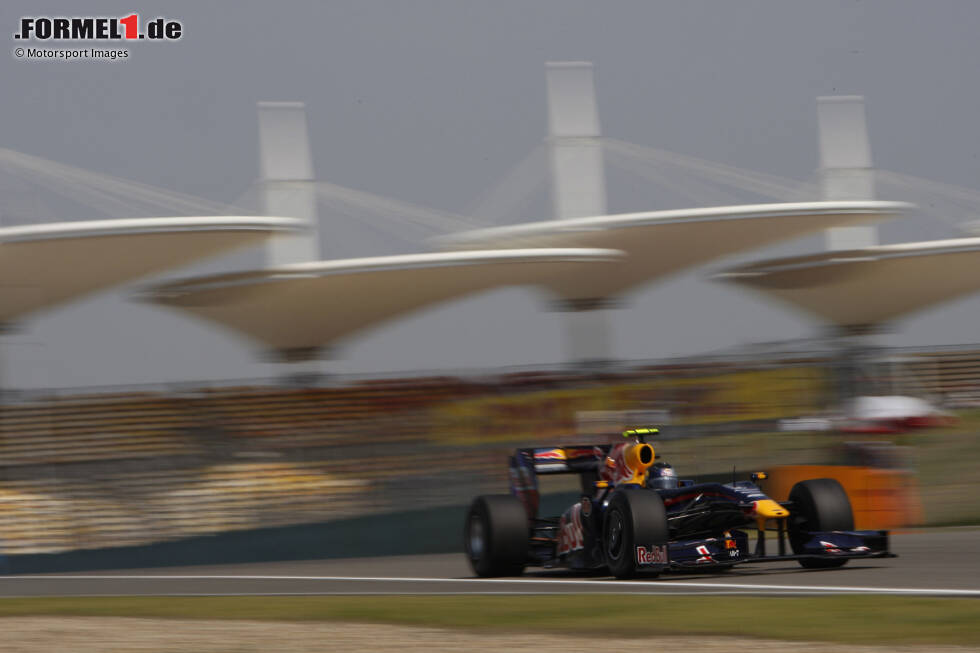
823;323;892;407
546;62;607;220
552;297;619;365
546;62;614;364
258;102;325;379
818;97;886;399
258;101;319;265
818;96;877;250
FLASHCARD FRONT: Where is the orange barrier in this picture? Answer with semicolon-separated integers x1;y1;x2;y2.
766;465;923;530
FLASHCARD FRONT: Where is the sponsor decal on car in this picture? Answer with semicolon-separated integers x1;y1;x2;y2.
820;540;843;554
565;446;601;460
636;545;668;565
695;544;714;563
557;504;584;556
534;448;567;461
724;535;740;557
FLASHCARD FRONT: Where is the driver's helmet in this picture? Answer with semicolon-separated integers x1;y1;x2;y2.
647;461;678;490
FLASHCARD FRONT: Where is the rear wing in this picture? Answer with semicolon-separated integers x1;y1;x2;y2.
510;445;610;519
518;445;610;474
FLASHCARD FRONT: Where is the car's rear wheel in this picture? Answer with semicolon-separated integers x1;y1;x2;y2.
788;478;854;569
602;489;669;579
464;495;528;577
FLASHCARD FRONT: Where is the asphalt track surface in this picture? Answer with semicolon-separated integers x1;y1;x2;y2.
1;529;977;598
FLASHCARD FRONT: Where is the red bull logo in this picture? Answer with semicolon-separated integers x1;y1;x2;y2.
535;448;566;461
557;504;584;556
636;545;668;565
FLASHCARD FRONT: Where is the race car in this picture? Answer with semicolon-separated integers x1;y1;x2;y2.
464;428;894;578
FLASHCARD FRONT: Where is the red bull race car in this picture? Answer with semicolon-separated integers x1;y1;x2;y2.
464;428;894;579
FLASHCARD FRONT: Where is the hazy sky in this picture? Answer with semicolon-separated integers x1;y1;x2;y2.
1;0;979;389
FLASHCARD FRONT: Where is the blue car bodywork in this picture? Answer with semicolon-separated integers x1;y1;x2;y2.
509;445;893;575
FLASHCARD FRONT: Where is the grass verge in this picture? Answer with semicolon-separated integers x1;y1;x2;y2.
0;595;977;647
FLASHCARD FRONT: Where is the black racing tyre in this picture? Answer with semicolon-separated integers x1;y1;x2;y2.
788;478;855;569
602;489;669;579
464;495;528;577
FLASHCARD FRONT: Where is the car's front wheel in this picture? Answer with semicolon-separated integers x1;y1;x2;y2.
464;495;528;577
788;478;855;569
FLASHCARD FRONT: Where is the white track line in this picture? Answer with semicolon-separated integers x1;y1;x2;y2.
2;575;978;596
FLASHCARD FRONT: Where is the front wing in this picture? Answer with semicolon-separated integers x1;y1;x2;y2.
665;529;893;569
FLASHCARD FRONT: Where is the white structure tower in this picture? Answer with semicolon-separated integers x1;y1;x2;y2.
546;62;613;363
819;96;877;250
258;101;320;265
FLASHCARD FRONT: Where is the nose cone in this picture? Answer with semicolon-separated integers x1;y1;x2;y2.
754;499;789;519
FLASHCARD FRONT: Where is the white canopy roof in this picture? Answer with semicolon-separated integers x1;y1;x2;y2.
0;216;303;325
715;237;980;327
142;248;623;359
437;201;912;299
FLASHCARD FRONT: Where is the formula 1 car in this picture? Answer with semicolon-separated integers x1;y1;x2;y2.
464;428;894;578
